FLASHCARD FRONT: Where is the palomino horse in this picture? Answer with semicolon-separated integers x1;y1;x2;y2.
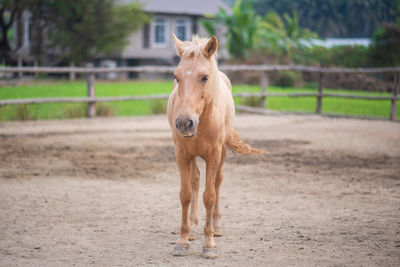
167;34;264;259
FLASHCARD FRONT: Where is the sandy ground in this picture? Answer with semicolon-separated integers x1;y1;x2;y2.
0;114;399;266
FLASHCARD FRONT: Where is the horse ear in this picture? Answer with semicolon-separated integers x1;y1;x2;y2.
171;33;184;58
203;36;218;58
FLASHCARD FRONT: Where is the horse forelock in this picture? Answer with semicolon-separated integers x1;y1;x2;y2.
181;35;218;65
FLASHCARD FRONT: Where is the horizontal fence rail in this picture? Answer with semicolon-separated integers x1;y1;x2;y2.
0;95;171;105
1;65;400;74
1;93;398;106
0;65;399;120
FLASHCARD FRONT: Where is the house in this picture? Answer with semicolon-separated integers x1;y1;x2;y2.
12;0;228;79
104;0;229;79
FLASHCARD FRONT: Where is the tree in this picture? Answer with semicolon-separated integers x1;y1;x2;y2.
368;4;400;67
47;0;149;65
258;11;318;63
0;0;149;65
253;0;399;38
202;0;259;59
0;0;24;62
369;22;400;67
26;0;54;65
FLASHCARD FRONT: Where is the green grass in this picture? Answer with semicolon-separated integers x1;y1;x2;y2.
233;85;398;118
0;81;172;120
0;80;397;121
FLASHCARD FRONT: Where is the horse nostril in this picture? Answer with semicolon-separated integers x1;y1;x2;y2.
187;119;193;129
175;117;196;133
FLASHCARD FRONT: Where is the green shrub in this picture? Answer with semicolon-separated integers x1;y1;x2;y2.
369;22;400;67
242;96;263;107
149;100;167;114
272;71;303;87
295;45;370;68
302;81;318;89
96;102;115;117
64;104;86;119
64;102;115;118
13;105;37;121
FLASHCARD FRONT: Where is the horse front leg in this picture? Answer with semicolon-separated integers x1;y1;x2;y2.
172;150;192;257
189;159;200;241
213;145;226;237
202;147;222;259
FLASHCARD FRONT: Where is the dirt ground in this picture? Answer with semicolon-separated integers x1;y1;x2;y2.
0;114;399;266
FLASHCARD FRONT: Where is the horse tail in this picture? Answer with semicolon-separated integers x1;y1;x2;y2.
226;129;267;159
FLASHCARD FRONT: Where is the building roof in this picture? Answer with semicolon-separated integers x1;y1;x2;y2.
118;0;228;16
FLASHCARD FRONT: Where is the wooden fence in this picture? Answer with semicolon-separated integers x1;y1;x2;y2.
0;64;399;120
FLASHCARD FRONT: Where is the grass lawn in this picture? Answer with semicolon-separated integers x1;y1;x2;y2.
0;80;397;121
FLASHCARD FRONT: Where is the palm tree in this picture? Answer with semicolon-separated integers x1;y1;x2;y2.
258;11;318;62
202;0;259;59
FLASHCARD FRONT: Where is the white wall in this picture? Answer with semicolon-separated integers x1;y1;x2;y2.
121;14;229;63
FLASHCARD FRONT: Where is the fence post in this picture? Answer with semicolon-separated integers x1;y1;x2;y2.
390;71;399;121
34;60;38;79
260;71;268;108
86;63;96;118
70;62;75;81
316;72;323;114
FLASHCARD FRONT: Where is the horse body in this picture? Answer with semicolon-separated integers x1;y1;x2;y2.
167;34;263;259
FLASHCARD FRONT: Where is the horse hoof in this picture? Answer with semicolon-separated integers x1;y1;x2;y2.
189;230;198;241
202;247;218;259
214;227;224;237
172;244;188;257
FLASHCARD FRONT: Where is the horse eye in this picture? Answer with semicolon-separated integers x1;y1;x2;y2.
201;75;209;84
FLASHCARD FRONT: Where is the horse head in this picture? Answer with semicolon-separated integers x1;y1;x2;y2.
171;34;219;138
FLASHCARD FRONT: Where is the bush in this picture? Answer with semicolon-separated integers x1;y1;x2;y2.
271;71;303;87
242;96;263;107
64;104;86;118
96;103;114;117
149;100;167;114
369;23;400;67
295;45;370;68
225;70;261;85
13;105;37;121
64;102;115;118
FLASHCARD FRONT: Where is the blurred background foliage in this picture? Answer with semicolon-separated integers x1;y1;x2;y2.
204;0;400;68
203;0;400;89
0;0;150;65
202;0;259;59
0;0;399;91
47;0;150;65
252;0;399;38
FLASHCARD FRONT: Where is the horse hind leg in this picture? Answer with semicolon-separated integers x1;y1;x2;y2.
189;158;200;240
213;145;226;237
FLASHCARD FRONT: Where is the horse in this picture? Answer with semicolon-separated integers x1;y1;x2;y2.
167;34;265;259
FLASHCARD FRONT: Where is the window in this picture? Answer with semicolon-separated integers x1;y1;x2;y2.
153;18;167;46
175;19;188;41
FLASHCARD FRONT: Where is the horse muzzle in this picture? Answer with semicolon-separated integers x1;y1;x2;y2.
175;115;199;138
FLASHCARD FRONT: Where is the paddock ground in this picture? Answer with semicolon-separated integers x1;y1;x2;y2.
0;114;399;266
